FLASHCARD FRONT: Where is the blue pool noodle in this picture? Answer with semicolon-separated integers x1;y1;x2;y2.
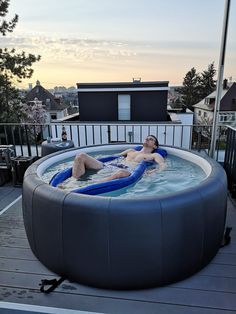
50;147;167;195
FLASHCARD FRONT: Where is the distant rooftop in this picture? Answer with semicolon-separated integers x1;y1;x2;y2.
26;81;67;111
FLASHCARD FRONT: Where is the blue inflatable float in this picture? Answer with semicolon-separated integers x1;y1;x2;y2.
50;146;167;195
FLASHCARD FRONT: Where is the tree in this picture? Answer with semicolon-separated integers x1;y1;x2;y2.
0;0;18;35
177;67;201;111
198;62;216;100
21;100;47;131
0;0;41;123
178;63;216;112
0;73;24;121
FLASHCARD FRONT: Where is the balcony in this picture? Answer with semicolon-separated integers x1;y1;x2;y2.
0;122;235;313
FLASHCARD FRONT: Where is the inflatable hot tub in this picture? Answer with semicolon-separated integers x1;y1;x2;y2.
22;144;227;289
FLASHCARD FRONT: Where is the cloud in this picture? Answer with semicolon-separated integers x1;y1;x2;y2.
3;33;230;68
3;32;236;88
2;34;138;64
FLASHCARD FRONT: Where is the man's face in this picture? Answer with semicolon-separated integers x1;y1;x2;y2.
143;136;157;150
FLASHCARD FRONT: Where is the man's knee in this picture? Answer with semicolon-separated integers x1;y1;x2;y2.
75;152;88;162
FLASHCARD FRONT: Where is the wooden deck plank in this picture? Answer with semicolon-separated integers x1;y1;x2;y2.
217;244;236;254
213;253;236;265
0;247;36;260
1;269;236;296
0;217;24;223
0;188;22;212
0;237;29;248
172;274;236;293
0;188;13;200
0;258;54;276
0;229;27;238
197;263;236;278
0;213;23;222
0;222;24;230
0;286;235;314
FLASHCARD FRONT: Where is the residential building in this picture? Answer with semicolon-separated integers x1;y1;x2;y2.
26;81;68;122
193;80;236;126
77;80;170;122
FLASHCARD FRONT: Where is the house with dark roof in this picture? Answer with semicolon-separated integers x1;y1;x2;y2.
77;80;170;122
193;81;236;126
26;81;68;122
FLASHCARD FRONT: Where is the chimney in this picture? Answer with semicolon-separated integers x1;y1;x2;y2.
133;77;141;83
223;78;228;89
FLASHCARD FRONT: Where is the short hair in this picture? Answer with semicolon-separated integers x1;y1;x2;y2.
149;135;159;148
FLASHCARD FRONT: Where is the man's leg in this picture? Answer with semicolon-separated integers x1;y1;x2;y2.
72;152;103;179
101;169;131;182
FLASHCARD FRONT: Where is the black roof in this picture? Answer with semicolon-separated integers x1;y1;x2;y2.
26;83;66;111
77;81;169;89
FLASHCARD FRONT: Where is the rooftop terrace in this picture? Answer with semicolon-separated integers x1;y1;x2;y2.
0;122;235;313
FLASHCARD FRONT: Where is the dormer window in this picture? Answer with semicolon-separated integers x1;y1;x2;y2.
205;98;215;105
46;99;51;108
205;98;210;105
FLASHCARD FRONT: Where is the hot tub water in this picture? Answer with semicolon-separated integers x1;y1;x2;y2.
41;150;206;197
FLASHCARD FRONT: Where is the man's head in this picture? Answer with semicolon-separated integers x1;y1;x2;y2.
143;135;159;152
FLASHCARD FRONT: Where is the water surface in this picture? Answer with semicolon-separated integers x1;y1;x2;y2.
41;150;206;198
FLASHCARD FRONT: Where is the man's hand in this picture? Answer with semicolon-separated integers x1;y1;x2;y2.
146;168;158;175
146;163;166;175
153;153;166;172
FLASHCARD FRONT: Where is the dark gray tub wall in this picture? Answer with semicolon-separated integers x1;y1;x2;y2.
195;157;228;267
22;175;67;276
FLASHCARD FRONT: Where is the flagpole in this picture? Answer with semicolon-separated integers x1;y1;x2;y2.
209;0;231;158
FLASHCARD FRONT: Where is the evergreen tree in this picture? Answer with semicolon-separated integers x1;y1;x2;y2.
177;68;201;111
178;63;216;112
198;62;216;100
0;0;40;122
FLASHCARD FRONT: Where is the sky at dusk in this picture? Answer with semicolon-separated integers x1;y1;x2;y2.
4;0;236;88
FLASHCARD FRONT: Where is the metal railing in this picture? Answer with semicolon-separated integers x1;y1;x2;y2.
224;126;236;197
0;122;227;161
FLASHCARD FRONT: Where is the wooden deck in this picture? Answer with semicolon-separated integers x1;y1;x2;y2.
0;186;236;314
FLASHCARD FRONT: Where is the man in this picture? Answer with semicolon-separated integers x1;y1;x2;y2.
72;135;166;182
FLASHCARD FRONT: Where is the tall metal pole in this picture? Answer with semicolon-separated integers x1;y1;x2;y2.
209;0;231;158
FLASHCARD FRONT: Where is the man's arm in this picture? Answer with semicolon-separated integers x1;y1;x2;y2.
150;153;166;172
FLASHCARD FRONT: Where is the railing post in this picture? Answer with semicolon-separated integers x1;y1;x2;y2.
24;125;32;157
224;126;236;197
108;125;111;143
197;129;202;152
4;126;9;145
128;131;133;143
